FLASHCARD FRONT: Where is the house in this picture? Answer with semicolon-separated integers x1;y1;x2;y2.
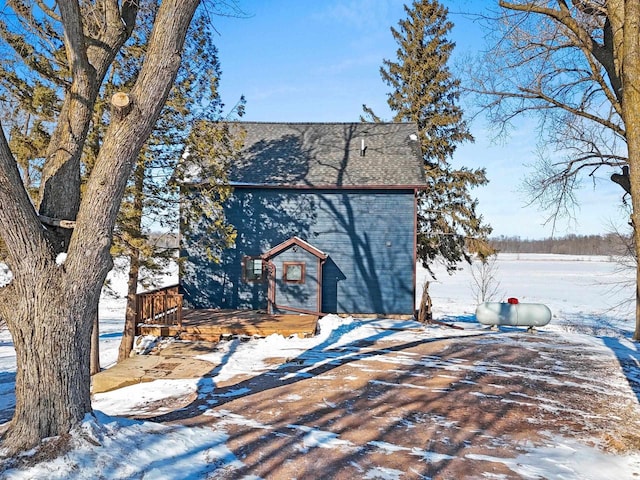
180;122;427;317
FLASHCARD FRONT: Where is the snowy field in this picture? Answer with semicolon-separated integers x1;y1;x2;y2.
1;253;639;478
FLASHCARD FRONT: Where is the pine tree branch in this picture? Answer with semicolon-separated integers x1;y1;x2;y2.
0;19;65;87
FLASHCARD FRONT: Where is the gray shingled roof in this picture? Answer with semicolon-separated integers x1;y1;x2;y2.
227;122;426;187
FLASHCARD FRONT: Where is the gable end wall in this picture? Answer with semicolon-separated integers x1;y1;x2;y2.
181;188;416;315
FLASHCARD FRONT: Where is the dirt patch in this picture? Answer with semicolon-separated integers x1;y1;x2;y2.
146;331;640;478
0;433;73;473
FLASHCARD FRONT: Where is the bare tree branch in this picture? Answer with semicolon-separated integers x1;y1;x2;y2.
68;0;199;280
0;121;48;264
37;1;139;251
57;1;91;78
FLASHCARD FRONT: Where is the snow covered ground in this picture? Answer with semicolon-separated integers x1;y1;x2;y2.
1;253;639;479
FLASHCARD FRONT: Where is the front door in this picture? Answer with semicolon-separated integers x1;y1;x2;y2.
262;237;327;315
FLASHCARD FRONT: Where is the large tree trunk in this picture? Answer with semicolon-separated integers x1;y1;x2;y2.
622;0;640;340
0;0;200;453
3;267;101;450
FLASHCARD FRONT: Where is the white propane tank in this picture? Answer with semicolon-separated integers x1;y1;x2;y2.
475;300;551;328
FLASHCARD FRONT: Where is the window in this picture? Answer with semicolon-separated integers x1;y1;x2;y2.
243;256;265;282
283;262;305;284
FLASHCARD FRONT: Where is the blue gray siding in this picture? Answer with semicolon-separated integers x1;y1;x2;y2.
181;188;416;315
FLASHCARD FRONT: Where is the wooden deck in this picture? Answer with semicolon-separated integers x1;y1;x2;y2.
137;309;319;342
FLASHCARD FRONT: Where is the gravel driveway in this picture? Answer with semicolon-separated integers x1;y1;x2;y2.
140;331;640;479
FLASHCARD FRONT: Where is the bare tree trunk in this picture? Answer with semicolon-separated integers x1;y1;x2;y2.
119;251;140;361
117;157;145;362
0;0;200;453
417;281;432;323
90;310;100;375
4;270;99;450
37;2;138;254
622;0;640;341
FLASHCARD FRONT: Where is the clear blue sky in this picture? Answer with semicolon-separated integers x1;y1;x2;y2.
209;0;629;240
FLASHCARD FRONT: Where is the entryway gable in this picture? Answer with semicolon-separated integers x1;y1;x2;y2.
261;236;328;261
261;236;326;315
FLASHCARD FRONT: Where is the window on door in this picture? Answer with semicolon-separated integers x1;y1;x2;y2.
283;262;305;284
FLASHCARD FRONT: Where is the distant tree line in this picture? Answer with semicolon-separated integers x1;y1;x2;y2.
145;232;633;258
490;234;633;256
149;232;633;257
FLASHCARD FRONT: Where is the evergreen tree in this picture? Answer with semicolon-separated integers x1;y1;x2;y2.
87;7;243;361
379;0;492;275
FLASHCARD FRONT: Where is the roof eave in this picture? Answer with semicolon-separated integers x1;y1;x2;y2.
229;183;429;190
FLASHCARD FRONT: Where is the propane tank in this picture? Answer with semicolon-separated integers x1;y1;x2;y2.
475;300;551;328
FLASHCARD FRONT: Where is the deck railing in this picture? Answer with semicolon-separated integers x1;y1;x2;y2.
135;285;183;329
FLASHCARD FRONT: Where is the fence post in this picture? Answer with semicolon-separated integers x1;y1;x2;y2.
163;291;168;324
